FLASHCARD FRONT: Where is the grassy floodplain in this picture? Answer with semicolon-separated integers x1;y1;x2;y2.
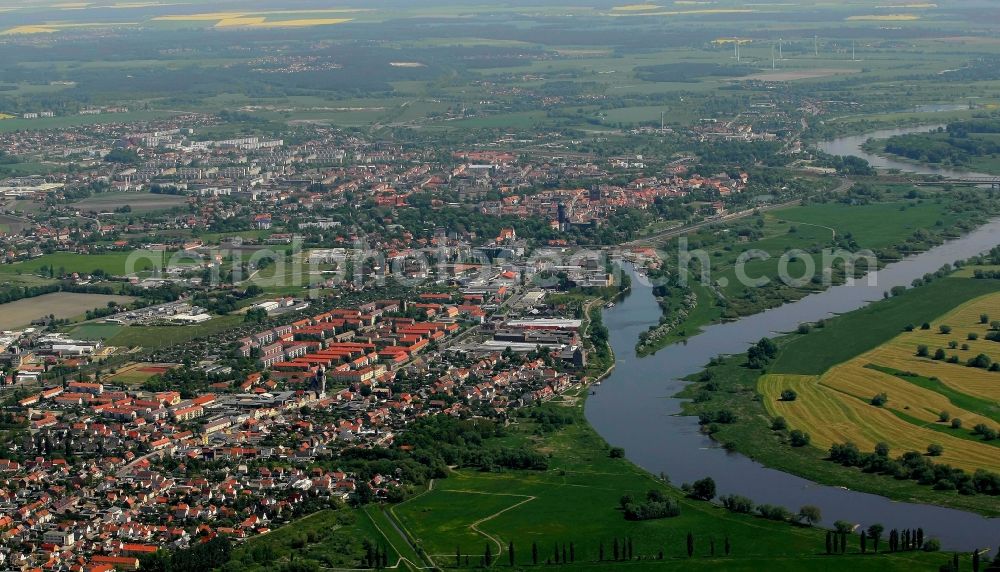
639;183;984;355
387;388;947;571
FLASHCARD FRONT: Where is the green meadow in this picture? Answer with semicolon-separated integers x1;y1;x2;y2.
387;389;949;570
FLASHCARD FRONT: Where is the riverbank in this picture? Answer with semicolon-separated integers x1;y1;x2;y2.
586;215;1000;552
805;106;977;143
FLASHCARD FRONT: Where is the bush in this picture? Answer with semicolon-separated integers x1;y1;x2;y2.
933;348;946;360
829;442;862;466
973;424;998;441
921;322;931;330
780;389;798;401
951;418;963;429
939;325;952;334
938;411;950;422
968;332;979;340
967;353;992;369
916;345;929;357
771;416;788;431
870;393;888;407
623;498;681;521
757;504;792;521
798;505;822;526
699;409;737;424
720;494;755;514
922;538;941;552
927;443;944;456
689;477;716;501
609;447;625;458
874;442;890;458
789;429;811;447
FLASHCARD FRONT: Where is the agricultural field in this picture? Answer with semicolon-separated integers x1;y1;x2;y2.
67;322;122;341
70;192;188;214
682;275;1000;515
771;277;1000;375
0;250;177;278
0;0;995;136
760;291;1000;473
0;292;133;329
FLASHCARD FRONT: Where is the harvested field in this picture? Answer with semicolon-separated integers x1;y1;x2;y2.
743;69;860;81
759;292;1000;474
0;292;134;329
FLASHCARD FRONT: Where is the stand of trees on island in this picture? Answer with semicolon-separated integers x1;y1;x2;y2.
879;116;1000;167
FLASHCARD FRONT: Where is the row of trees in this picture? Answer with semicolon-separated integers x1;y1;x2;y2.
474;532;734;566
139;537;232;572
0;281;115;306
719;493;822;525
828;441;1000;495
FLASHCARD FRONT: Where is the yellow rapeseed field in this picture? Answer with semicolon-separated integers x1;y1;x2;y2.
1;21;137;35
247;19;353;29
611;4;662;11
846;14;921;21
611;9;756;17
2;26;59;34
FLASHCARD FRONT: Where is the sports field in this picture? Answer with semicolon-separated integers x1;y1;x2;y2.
760;292;1000;473
105;362;179;386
